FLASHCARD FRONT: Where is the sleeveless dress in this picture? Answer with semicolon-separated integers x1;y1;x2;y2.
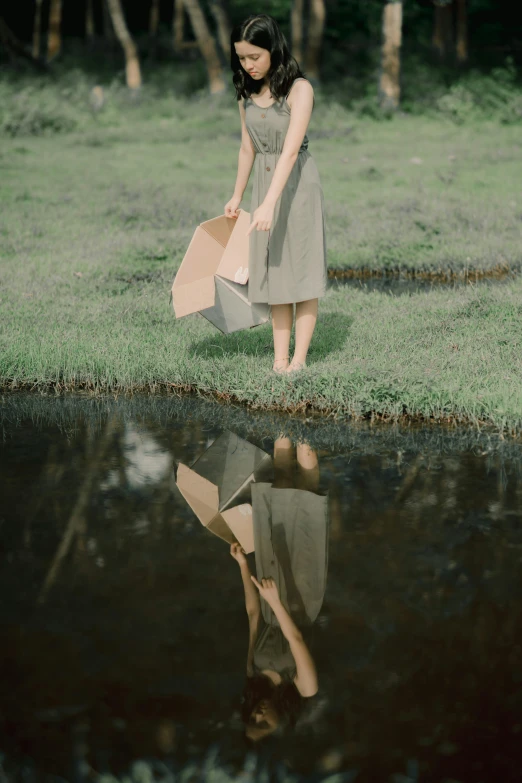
250;483;329;680
244;78;328;306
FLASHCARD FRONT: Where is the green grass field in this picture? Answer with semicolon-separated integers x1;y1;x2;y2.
1;78;521;433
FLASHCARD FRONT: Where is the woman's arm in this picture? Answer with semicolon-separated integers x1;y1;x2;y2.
233;103;256;199
230;544;261;675
251;576;318;698
264;80;314;206
247;80;314;234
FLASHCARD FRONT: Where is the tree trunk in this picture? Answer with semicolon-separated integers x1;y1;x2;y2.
208;0;231;62
306;0;325;81
455;0;468;63
173;0;184;52
182;0;225;94
86;0;95;41
379;1;403;111
47;0;63;62
149;0;160;36
291;0;304;65
32;0;43;58
37;419;117;605
433;2;453;60
107;0;142;89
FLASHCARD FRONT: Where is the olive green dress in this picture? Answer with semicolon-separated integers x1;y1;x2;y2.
250;483;329;679
244;78;328;306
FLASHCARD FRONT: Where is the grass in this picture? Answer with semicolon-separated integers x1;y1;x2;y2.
1;70;522;433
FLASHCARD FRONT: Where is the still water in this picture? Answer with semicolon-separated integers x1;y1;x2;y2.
1;395;521;783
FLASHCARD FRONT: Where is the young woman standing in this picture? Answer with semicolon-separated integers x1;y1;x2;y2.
225;14;327;374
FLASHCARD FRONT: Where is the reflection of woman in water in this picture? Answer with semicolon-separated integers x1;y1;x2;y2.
230;438;328;742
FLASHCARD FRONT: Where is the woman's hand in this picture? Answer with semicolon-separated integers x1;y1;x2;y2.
251;576;281;607
224;195;242;218
230;542;248;566
247;201;275;235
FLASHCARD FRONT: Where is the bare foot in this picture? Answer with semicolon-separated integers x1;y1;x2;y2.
285;360;307;374
273;357;289;374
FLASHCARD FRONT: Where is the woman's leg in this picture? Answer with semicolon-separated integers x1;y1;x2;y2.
289;298;318;369
273;436;295;488
295;442;320;493
271;304;293;371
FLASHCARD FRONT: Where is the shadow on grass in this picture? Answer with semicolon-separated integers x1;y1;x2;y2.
189;311;353;363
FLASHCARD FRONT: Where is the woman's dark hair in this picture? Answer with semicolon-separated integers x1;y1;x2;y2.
230;14;305;102
241;675;304;734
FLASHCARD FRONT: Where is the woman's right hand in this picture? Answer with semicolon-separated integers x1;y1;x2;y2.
230;542;247;565
224;195;241;218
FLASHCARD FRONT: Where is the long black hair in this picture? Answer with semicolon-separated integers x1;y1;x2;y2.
230;14;305;102
241;674;304;735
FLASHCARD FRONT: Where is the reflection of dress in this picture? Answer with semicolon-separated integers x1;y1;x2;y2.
251;484;329;679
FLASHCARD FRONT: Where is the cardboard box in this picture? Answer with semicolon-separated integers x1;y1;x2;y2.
176;431;273;553
171;210;270;334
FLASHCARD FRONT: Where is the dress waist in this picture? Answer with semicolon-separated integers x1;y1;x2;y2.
255;148;308;157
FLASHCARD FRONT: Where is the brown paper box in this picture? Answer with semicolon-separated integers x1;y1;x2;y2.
175;431;272;553
171;210;270;334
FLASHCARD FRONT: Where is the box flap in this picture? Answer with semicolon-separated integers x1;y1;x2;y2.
201;277;270;334
216;209;251;283
173;226;224;286
200;214;237;249
176;462;218;526
190;431;270;510
172;224;224;318
222;504;255;554
172;275;216;318
206;513;238;545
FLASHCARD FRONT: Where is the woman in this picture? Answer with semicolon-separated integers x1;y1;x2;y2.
230;439;329;742
225;15;327;375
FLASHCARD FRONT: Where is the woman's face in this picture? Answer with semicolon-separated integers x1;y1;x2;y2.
234;40;271;83
245;698;279;742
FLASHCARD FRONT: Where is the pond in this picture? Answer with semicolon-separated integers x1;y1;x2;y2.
1;395;521;783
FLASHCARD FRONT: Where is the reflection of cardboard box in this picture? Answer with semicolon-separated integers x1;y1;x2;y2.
176;431;272;553
171;210;270;334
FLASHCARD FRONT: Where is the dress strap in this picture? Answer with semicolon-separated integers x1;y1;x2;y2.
285;77;307;100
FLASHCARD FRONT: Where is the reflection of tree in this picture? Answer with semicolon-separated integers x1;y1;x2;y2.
38;417;118;605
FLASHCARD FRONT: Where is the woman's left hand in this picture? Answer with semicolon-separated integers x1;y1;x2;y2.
247;201;275;235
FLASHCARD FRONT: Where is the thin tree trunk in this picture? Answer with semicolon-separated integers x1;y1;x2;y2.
208;0;231;61
173;0;197;52
173;0;184;52
182;0;225;94
379;1;403;111
306;0;325;81
455;0;468;63
433;2;453;60
86;0;95;40
37;419;117;605
149;0;160;36
32;0;43;58
291;0;304;65
102;0;115;41
107;0;142;89
47;0;63;62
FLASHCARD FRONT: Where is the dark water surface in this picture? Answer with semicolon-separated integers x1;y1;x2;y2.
1;395;521;783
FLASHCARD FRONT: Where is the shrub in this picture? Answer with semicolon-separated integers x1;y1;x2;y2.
0;85;79;137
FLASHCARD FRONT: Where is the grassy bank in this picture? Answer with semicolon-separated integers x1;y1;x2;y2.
1;251;521;433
